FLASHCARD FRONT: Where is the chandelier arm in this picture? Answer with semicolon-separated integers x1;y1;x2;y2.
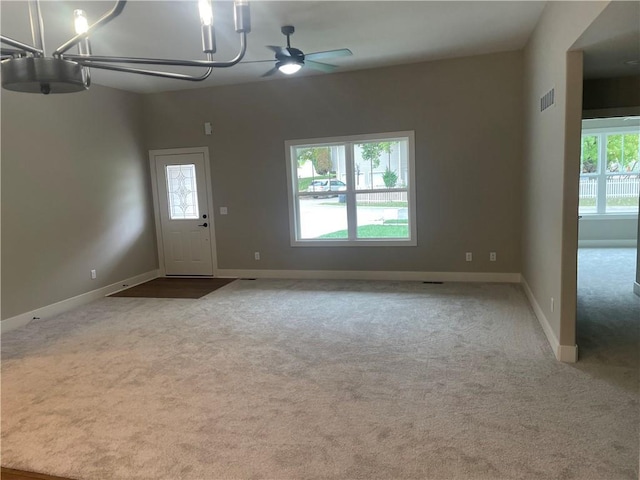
64;33;247;69
28;1;46;56
0;36;42;56
1;48;26;57
78;62;214;82
53;0;127;58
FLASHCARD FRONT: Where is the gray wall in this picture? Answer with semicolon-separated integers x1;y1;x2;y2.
521;1;608;347
579;217;638;244
637;219;640;287
1;85;158;319
143;51;523;274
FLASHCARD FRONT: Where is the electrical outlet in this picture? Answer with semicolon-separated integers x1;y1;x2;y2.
465;252;472;262
90;269;97;280
490;252;497;262
550;297;555;312
254;251;260;261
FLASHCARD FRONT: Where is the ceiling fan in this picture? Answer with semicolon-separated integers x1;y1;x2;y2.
255;25;352;77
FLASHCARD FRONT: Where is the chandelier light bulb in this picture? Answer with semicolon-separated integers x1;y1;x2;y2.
199;0;214;26
73;10;89;35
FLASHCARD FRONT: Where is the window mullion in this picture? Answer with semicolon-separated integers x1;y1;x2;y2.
597;133;607;214
345;142;357;240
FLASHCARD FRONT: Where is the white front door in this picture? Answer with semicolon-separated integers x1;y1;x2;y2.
151;149;214;276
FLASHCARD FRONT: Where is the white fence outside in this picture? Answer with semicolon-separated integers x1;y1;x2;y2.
579;175;639;199
356;191;408;204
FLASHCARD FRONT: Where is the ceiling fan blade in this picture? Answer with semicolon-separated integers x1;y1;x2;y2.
305;60;338;73
266;45;290;57
305;48;353;61
261;66;280;77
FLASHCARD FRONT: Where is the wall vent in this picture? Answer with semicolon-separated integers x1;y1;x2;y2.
540;88;555;112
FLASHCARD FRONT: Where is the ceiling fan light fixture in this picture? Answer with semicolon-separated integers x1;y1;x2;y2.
277;60;303;75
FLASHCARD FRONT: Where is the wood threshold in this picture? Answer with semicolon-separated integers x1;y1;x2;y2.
1;468;75;480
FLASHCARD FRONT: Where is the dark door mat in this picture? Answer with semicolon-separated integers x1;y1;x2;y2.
1;467;75;480
109;277;237;299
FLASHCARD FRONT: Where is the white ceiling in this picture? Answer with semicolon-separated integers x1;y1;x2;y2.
1;1;548;93
2;1;638;94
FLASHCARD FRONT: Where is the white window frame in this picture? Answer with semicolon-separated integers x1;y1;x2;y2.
285;131;417;247
580;125;639;218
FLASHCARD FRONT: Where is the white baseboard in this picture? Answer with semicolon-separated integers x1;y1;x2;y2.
578;240;637;248
556;344;579;363
215;268;521;283
521;277;578;363
0;270;159;334
634;281;640;298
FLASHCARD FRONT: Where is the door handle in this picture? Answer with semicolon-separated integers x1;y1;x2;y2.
198;222;208;227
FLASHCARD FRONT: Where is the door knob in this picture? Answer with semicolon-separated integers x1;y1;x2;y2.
198;222;208;227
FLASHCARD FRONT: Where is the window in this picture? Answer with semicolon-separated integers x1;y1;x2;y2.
285;131;416;246
166;164;199;219
579;126;639;215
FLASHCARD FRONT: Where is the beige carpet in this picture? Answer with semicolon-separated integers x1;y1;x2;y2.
1;279;638;479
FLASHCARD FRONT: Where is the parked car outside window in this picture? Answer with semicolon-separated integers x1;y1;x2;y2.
307;179;346;197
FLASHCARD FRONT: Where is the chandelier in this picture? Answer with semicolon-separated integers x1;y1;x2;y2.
0;0;251;94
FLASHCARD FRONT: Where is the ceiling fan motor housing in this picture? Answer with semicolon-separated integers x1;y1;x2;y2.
278;47;304;62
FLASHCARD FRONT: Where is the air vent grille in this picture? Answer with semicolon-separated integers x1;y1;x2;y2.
540;88;555;112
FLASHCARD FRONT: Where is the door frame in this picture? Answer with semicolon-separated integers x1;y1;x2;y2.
149;146;218;277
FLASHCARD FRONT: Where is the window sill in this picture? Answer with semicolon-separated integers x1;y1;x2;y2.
579;213;638;221
292;239;417;247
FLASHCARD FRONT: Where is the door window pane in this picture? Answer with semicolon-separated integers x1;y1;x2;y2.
166;164;199;219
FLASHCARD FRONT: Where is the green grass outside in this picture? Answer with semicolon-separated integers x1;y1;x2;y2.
580;197;638;207
383;219;408;225
319;202;408;208
356;202;408;208
319;224;409;239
